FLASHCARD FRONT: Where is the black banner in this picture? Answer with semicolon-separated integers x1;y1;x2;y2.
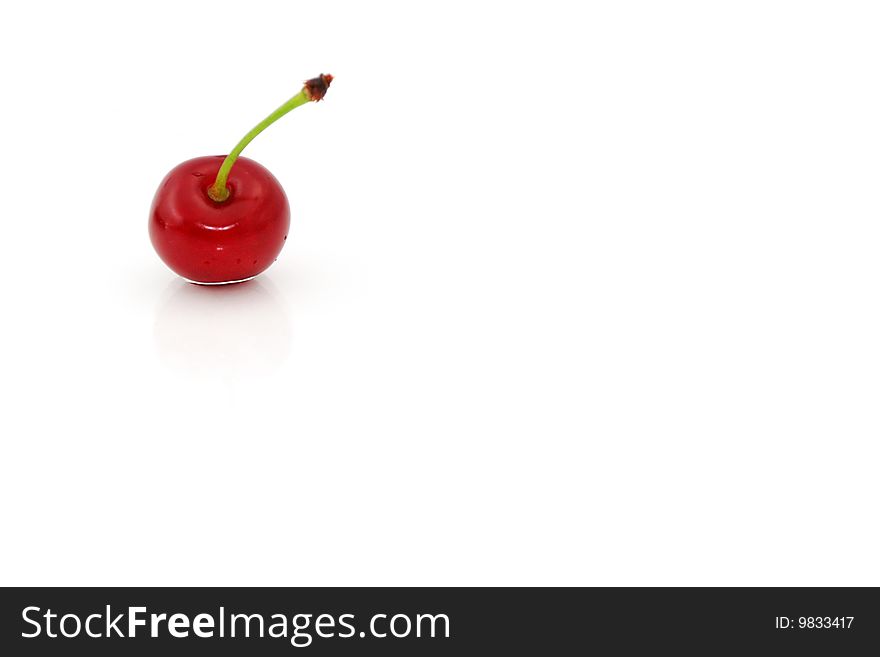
1;588;877;654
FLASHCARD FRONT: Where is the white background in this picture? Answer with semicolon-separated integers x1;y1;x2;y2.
1;1;878;586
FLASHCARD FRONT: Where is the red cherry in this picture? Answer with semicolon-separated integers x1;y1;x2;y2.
149;156;290;284
149;74;332;284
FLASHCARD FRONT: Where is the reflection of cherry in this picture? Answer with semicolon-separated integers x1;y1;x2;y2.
149;74;333;284
154;278;291;376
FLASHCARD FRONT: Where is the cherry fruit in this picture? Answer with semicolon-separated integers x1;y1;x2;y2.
149;74;333;284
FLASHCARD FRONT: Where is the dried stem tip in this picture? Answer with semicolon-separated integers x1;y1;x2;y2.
304;74;334;101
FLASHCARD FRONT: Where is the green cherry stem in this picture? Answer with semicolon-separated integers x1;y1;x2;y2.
208;73;334;202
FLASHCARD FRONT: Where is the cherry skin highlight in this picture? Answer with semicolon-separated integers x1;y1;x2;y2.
149;156;290;284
